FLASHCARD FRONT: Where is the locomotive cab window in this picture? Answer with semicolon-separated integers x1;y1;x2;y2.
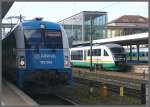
45;30;63;49
24;30;42;48
24;29;63;49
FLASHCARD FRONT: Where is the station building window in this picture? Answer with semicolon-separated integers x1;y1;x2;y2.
84;15;107;41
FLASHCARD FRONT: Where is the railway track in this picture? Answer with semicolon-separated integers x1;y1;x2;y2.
72;67;148;80
72;67;148;87
55;94;79;105
72;67;148;99
74;77;141;98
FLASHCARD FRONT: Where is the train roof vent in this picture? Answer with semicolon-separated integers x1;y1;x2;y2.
33;17;43;21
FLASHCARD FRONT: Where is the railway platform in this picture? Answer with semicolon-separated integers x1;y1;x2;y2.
2;80;38;106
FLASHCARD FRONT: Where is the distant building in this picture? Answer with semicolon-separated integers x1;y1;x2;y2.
58;11;107;46
107;15;149;38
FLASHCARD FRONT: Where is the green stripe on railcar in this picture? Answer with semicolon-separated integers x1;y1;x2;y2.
71;61;121;70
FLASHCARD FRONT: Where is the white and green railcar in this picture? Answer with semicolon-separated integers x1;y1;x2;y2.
70;44;127;71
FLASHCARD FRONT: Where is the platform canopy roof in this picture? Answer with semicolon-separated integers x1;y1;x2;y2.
73;32;148;47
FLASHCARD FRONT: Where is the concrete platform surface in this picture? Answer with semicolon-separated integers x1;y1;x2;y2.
2;80;38;106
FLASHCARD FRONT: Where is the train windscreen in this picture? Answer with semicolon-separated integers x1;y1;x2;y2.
24;29;63;49
44;30;63;49
110;47;125;54
24;30;42;48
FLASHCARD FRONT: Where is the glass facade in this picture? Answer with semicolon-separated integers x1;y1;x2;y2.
84;14;107;41
59;11;107;46
63;24;82;41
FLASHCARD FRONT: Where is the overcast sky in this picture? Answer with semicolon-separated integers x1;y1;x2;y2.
2;1;148;23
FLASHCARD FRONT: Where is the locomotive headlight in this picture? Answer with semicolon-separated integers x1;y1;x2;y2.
20;60;25;66
64;56;69;66
20;56;25;66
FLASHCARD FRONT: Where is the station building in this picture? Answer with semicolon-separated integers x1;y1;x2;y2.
106;15;149;61
59;11;148;48
59;11;148;63
107;15;149;38
58;11;107;46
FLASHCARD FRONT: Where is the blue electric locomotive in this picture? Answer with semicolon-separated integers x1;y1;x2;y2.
2;18;73;88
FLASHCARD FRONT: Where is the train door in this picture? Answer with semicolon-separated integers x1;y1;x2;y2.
93;49;98;65
92;49;96;65
102;48;110;64
96;48;101;64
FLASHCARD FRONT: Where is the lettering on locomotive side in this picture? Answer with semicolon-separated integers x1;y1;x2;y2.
40;54;56;58
40;61;53;64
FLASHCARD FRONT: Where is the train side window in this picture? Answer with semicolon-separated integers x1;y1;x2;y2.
80;50;83;60
128;53;131;56
88;49;101;56
71;50;83;60
84;50;87;60
132;53;135;56
88;50;94;56
142;53;145;57
93;49;101;56
104;50;109;56
88;50;90;56
93;49;96;56
98;49;101;56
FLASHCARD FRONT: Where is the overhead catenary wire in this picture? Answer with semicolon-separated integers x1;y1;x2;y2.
99;2;121;11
